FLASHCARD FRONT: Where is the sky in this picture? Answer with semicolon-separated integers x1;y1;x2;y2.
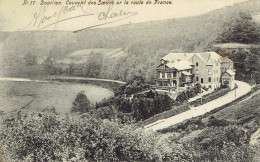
0;0;248;31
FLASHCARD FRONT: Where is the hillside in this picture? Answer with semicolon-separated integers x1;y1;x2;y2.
57;48;127;64
1;0;259;55
155;89;260;161
1;0;259;81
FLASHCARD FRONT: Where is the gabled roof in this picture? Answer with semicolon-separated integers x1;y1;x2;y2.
166;60;192;70
161;52;225;66
226;69;235;76
162;53;194;62
223;70;236;76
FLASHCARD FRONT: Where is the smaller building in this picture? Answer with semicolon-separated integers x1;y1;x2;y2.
220;56;236;89
222;70;235;89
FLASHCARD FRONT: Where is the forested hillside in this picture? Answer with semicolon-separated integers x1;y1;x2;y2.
1;0;259;82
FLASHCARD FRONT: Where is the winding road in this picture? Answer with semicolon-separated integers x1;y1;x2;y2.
145;80;251;131
1;77;252;131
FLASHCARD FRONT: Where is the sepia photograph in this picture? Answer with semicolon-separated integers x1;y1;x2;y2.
0;0;259;161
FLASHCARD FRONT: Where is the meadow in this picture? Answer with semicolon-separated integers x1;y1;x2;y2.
0;81;114;114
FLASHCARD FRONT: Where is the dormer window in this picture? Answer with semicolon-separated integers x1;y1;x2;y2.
177;59;181;61
161;60;165;64
196;62;198;66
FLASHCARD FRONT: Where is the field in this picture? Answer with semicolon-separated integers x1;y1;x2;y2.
0;81;114;114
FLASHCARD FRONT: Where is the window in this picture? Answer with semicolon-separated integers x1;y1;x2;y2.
173;71;177;77
201;78;204;83
208;77;211;82
209;85;212;88
196;76;199;81
196;69;199;74
196;62;199;66
167;73;171;78
162;73;165;78
208;69;211;75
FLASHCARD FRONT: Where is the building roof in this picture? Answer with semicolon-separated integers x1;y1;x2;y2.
166;60;192;70
162;53;194;62
162;52;226;66
220;56;232;63
182;71;192;76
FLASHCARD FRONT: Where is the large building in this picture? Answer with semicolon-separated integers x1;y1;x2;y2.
155;52;235;91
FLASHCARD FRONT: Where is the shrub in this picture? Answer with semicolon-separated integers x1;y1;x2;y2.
206;116;229;127
90;106;115;120
138;103;190;128
176;84;201;102
0;113;158;161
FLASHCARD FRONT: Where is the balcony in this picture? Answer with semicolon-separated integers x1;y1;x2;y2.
182;79;192;83
156;77;178;81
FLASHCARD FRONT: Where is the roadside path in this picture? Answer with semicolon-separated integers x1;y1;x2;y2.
0;76;126;85
0;77;48;83
145;81;251;131
50;76;127;84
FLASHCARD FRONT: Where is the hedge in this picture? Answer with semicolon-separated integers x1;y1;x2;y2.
137;103;190;128
158;84;260;133
190;87;230;107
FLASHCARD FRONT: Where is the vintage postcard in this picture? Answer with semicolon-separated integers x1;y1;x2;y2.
0;0;259;161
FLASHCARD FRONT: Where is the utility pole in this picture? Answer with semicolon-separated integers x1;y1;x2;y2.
235;87;237;100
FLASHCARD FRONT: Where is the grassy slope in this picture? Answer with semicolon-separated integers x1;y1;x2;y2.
214;91;260;122
154;90;260;160
0;81;114;115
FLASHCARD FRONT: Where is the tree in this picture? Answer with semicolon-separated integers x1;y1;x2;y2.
245;53;259;81
43;56;55;74
217;12;259;44
71;91;92;113
0;112;158;161
85;53;103;78
24;53;37;66
90;106;115;120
